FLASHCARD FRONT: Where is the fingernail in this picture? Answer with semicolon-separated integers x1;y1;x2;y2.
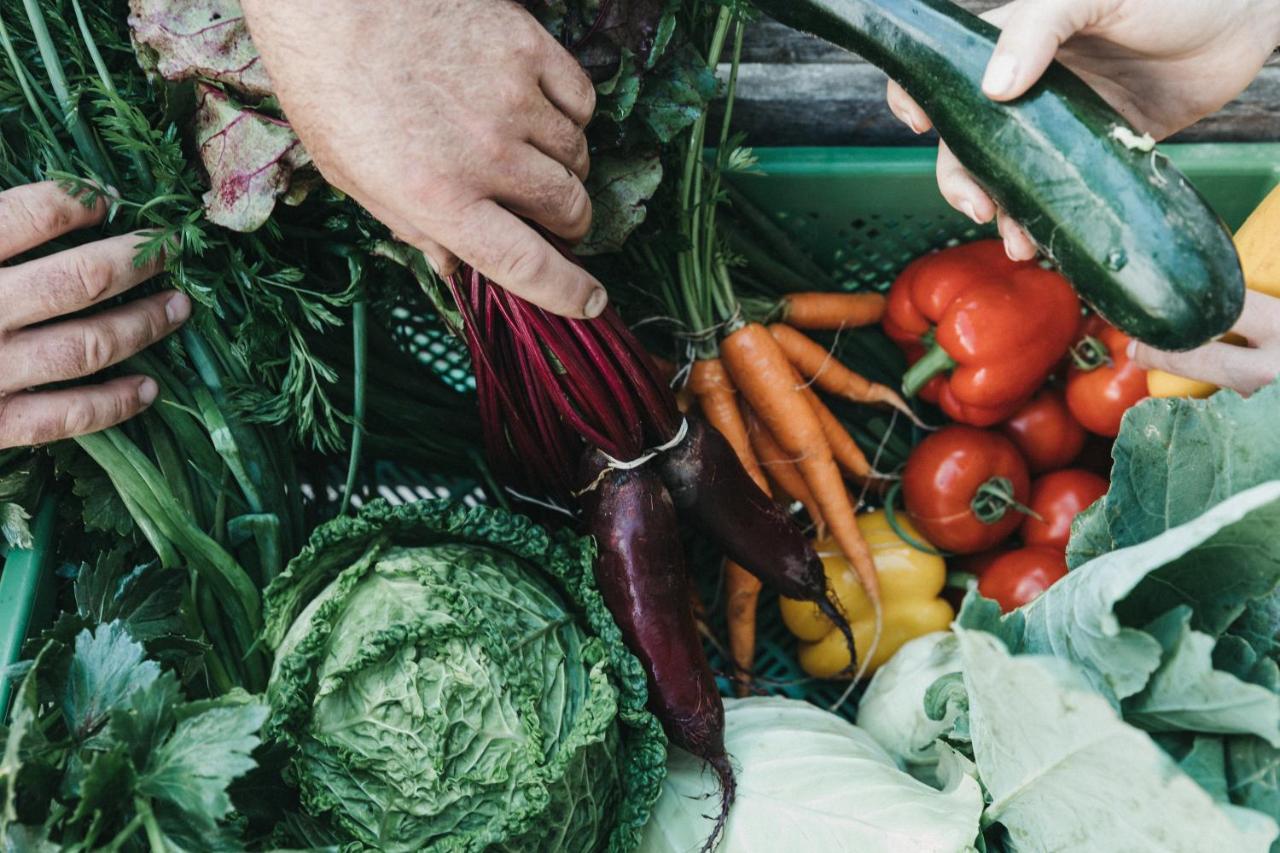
165;292;191;324
584;287;608;319
908;114;927;135
961;199;981;224
983;54;1019;98
138;378;158;406
1126;340;1138;360
424;254;441;278
1004;236;1020;260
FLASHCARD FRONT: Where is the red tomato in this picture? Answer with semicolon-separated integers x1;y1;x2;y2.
1066;319;1148;437
902;426;1031;554
1021;469;1109;550
1000;388;1087;474
979;546;1068;612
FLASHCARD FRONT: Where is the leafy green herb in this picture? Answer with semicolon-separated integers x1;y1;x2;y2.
0;620;269;850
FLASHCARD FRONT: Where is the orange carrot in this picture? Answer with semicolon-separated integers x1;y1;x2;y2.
725;561;761;698
769;323;921;424
742;405;826;533
782;292;886;330
723;323;880;613
799;384;873;479
690;360;767;491
690;359;765;692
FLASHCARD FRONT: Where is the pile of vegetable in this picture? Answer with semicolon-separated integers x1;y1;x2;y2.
849;379;1280;850
1;0;1278;850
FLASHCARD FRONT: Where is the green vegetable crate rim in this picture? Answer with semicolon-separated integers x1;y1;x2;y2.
4;144;1279;719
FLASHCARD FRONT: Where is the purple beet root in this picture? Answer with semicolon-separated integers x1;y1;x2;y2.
579;448;734;849
658;415;858;674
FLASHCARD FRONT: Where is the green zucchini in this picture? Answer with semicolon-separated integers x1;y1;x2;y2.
752;0;1244;351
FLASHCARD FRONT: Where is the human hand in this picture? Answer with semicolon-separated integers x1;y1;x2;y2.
0;182;190;449
885;0;1280;260
1132;290;1280;396
241;0;605;318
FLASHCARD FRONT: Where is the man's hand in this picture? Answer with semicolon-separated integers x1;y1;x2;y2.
1133;291;1280;395
0;183;190;449
885;0;1280;260
241;0;606;318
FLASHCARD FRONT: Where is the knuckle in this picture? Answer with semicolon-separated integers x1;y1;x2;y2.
495;80;530;111
7;188;75;238
509;24;544;58
69;251;116;304
476;128;513;165
78;325;118;375
561;186;592;241
60;397;101;438
496;239;551;285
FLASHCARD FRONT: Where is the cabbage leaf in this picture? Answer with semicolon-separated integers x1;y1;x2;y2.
958;629;1279;852
641;697;984;853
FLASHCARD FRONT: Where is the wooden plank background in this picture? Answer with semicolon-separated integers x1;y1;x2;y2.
721;3;1280;145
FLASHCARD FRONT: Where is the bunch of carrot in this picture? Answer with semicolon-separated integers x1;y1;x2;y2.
685;291;915;690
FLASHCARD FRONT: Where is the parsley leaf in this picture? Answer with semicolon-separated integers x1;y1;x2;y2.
138;701;269;832
61;623;160;741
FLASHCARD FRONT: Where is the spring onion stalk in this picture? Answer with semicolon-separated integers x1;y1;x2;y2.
340;300;368;515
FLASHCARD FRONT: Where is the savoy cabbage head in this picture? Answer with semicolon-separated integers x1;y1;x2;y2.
263;499;665;852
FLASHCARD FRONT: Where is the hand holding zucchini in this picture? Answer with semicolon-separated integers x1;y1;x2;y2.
753;0;1246;351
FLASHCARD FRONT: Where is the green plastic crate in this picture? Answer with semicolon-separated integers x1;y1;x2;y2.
4;144;1279;719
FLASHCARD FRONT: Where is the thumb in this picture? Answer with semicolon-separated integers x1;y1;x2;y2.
981;0;1096;101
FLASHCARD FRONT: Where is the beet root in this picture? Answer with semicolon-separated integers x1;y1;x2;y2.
659;415;859;674
579;448;734;848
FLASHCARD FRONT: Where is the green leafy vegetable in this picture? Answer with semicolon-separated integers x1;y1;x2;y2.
193;83;313;232
957;629;1279;852
581;153;664;256
855;632;963;785
264;499;665;852
1069;382;1280;566
128;0;274;96
137;700;270;835
1229;737;1280;827
0;621;269;850
62;622;161;740
0;453;40;549
1125;608;1280;745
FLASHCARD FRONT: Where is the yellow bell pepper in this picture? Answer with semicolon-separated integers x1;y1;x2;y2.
779;510;953;678
1150;183;1280;398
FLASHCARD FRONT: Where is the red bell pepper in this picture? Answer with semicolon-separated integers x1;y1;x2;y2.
886;240;1082;427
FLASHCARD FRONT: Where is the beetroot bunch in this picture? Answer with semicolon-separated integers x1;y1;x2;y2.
449;267;856;848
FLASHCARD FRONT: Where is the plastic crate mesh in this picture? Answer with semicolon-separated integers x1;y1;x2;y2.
773;208;993;292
